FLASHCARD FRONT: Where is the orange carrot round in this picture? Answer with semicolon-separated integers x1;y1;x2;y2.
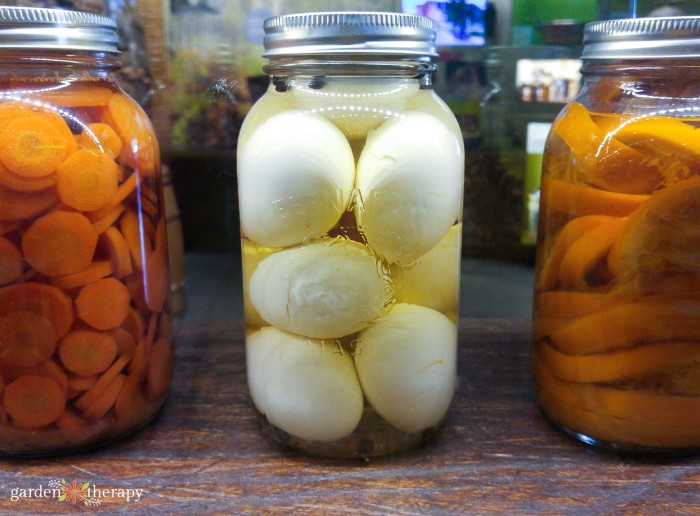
121;308;145;342
77;122;123;158
120;209;150;271
91;204;125;235
0;115;72;178
107;93;158;175
37;358;69;396
22;211;98;277
74;353;131;412
0;282;74;338
50;260;113;291
67;373;98;392
82;373;125;421
0;236;23;285
146;337;174;401
56;149;120;211
3;375;65;429
110;327;136;357
75;277;131;330
98;227;133;279
0;159;56;192
145;247;169;313
0;311;57;367
0;183;57;222
59;328;118;377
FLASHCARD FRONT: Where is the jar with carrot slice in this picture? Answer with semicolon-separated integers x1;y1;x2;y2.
0;7;173;456
533;17;700;455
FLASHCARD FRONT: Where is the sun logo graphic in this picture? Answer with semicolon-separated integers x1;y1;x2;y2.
48;479;101;507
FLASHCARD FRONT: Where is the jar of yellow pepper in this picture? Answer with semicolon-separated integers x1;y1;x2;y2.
533;17;700;455
0;7;173;456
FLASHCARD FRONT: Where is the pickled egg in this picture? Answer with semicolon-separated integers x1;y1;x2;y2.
289;78;419;139
249;239;388;339
246;326;363;442
355;111;463;264
394;224;461;316
241;239;280;328
354;303;457;434
237;110;355;248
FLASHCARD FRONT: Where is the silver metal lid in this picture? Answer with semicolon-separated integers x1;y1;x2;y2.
263;12;437;58
0;7;119;54
583;16;700;60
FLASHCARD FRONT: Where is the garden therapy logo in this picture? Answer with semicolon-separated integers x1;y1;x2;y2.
52;479;100;506
9;479;144;506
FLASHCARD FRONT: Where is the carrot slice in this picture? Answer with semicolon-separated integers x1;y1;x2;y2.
87;172;141;222
537;215;615;291
0;115;72;178
146;337;174;401
76;122;124;158
145;247;169;312
558;217;627;289
550;296;700;355
0;311;57;367
3;375;65;429
541;177;649;218
91;202;125;235
115;374;148;421
539;340;700;383
0;282;74;338
0;183;57;221
554;103;661;194
75;277;131;330
49;260;113;291
55;409;87;432
37;358;69;395
111;327;136;357
108;93;158;175
68;373;98;392
0;159;56;192
535;291;606;319
56;149;120;211
98;227;133;278
0;221;18;235
82;373;125;421
120;209;151;271
22;211;98;277
74;353;131;412
34;84;115;107
122;308;145;342
123;272;148;313
59;328;118;377
0;236;23;285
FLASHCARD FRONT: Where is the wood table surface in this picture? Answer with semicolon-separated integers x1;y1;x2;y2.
0;318;699;514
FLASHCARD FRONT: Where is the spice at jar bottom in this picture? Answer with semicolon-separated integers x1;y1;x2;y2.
0;7;173;456
238;12;464;458
533;16;700;455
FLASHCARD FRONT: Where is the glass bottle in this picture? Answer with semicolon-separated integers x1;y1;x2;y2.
533;16;700;455
0;7;173;456
238;12;464;458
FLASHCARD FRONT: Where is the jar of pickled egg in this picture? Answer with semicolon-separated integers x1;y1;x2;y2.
0;7;173;456
238;12;464;457
533;17;700;455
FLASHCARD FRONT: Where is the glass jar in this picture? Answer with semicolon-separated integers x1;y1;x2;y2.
0;7;173;456
238;12;464;458
533;17;700;455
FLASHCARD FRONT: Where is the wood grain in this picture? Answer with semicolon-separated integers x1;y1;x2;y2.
0;318;698;513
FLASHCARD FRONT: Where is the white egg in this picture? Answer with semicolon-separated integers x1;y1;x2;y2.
249;239;388;339
237;87;292;150
355;111;464;264
289;78;420;139
246;326;364;442
237;110;355;248
394;224;461;315
241;239;280;328
354;303;457;434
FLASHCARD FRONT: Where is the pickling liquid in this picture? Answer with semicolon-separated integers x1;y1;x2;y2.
238;77;464;457
533;97;700;453
0;77;173;455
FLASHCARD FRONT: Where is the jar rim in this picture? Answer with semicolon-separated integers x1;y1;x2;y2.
583;16;700;60
0;6;119;54
262;11;437;59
